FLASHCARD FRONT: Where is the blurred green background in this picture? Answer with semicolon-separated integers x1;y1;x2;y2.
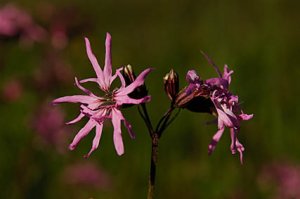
0;0;299;198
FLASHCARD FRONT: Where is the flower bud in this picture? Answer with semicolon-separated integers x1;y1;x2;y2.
122;65;148;99
163;69;179;101
123;64;135;84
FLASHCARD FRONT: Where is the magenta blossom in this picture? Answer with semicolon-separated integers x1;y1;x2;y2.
186;64;253;163
53;33;152;157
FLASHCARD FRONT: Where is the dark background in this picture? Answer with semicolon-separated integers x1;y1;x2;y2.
0;0;299;198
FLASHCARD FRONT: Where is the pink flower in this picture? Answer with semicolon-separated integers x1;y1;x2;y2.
206;65;253;163
185;64;253;163
53;33;152;157
185;70;202;95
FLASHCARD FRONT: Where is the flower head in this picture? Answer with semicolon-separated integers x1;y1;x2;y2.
184;56;253;163
53;33;152;157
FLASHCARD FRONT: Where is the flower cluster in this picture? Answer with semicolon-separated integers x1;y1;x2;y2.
53;33;252;163
53;33;152;157
165;55;253;163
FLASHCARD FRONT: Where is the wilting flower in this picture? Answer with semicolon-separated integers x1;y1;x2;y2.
184;60;253;163
53;33;152;157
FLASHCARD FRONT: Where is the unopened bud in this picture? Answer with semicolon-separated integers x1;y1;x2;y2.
123;64;135;84
163;69;179;101
122;65;148;100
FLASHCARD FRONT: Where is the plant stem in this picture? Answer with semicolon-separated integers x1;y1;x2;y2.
147;132;159;199
141;104;153;129
141;104;178;199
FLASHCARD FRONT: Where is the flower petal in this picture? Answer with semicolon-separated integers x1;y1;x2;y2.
229;95;239;104
117;68;152;96
239;113;253;121
186;70;200;83
211;98;239;128
205;77;229;89
75;77;97;97
111;109;124;155
230;128;237;154
208;126;225;155
111;108;135;139
66;112;85;125
91;108;108;123
53;95;97;105
221;104;238;120
80;78;98;84
80;104;96;116
115;95;151;106
215;106;234;128
223;64;233;84
123;119;135;139
114;108;135;139
236;139;245;164
103;33;112;86
116;68;126;88
84;37;104;80
69;119;96;150
85;123;104;158
230;128;245;164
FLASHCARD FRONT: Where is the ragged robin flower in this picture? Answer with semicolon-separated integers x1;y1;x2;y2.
53;33;152;157
184;57;253;163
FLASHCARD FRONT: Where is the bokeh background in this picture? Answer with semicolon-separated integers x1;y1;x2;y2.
1;0;299;198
